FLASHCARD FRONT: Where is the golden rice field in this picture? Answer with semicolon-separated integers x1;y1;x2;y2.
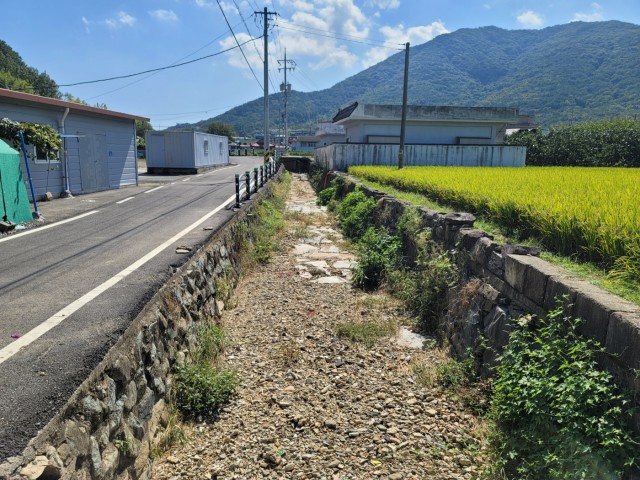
348;166;640;281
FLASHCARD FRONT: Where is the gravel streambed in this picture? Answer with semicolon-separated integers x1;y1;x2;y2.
150;174;488;480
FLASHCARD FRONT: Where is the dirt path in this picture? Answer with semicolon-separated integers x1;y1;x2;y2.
150;174;487;480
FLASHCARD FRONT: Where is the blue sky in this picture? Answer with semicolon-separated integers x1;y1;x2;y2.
2;1;638;129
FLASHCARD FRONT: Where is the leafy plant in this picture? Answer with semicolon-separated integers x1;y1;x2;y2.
174;362;239;419
0;117;61;159
337;187;376;241
352;226;402;290
489;307;639;479
387;245;459;334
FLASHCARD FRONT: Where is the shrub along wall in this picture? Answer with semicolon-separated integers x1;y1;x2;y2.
0;169;283;480
329;173;640;435
506;119;640;167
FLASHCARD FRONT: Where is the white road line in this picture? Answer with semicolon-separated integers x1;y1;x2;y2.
116;197;135;204
196;174;204;177
182;177;191;182
0;210;100;244
0;193;236;365
144;186;164;194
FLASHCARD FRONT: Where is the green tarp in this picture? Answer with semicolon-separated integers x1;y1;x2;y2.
0;140;33;223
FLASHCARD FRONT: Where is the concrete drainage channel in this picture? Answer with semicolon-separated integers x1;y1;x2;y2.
0;168;284;480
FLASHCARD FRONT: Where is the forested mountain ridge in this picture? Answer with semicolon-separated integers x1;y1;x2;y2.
0;40;59;98
180;20;640;134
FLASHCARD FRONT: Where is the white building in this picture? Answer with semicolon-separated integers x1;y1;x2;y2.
316;103;528;170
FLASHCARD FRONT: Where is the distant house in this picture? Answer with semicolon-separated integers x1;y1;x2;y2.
317;102;529;170
0;88;148;199
291;122;346;152
145;131;229;174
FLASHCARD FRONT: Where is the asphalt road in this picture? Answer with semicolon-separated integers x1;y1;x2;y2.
0;157;264;461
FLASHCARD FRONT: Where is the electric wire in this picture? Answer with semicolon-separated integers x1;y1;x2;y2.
216;0;263;90
57;36;262;87
276;19;403;50
85;26;241;100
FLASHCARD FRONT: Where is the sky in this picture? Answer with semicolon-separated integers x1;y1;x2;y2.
1;1;638;130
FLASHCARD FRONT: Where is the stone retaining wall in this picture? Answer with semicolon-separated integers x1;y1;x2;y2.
0;168;283;480
333;174;640;433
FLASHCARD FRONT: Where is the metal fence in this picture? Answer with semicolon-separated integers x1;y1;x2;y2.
234;158;281;208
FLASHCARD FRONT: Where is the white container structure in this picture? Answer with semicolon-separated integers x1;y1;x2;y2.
146;131;229;174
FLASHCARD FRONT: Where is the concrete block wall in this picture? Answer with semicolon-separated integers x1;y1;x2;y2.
335;174;640;432
0;169;283;480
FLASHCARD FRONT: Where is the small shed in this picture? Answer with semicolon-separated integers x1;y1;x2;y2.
0;88;148;200
146;131;229;174
0;140;32;223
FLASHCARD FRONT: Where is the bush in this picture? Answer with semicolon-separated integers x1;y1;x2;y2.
386;244;458;334
506;119;640;167
352;227;402;290
337;187;376;241
174;362;239;419
490;307;639;479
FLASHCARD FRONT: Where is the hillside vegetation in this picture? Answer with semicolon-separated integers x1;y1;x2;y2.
0;40;59;98
183;20;640;135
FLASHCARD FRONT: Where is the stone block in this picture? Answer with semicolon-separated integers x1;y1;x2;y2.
574;285;638;346
605;310;640;371
456;228;488;252
470;236;499;267
487;251;504;276
542;276;579;314
504;254;528;293
484;306;511;351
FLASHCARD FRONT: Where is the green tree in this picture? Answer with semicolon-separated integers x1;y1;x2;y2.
205;122;236;142
135;120;153;148
0;40;60;98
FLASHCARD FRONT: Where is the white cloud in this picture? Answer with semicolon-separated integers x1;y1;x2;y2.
268;0;370;70
149;9;179;22
278;0;315;12
363;21;448;67
573;2;603;21
517;10;543;27
365;0;400;9
105;11;137;29
195;0;214;8
81;16;90;33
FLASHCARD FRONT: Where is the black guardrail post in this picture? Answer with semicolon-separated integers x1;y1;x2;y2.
245;170;251;200
260;165;264;187
235;173;240;207
253;167;259;193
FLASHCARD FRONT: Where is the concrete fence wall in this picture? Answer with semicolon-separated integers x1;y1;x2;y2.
0;169;283;480
315;143;526;171
334;175;640;433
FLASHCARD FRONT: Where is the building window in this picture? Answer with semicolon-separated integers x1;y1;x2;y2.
204;140;209;155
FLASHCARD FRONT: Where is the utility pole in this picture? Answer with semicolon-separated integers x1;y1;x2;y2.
278;49;295;151
398;42;410;169
255;7;277;158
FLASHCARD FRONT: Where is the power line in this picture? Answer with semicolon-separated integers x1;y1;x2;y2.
216;0;262;90
275;19;402;50
57;36;262;87
85;29;240;101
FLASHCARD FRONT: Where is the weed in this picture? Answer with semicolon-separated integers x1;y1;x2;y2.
151;407;186;458
193;321;225;364
114;438;133;456
174;362;239;419
275;342;302;367
352;227;402;290
335;318;397;347
489;306;639;479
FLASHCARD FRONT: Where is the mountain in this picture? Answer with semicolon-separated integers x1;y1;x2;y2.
177;20;640;134
0;40;59;98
